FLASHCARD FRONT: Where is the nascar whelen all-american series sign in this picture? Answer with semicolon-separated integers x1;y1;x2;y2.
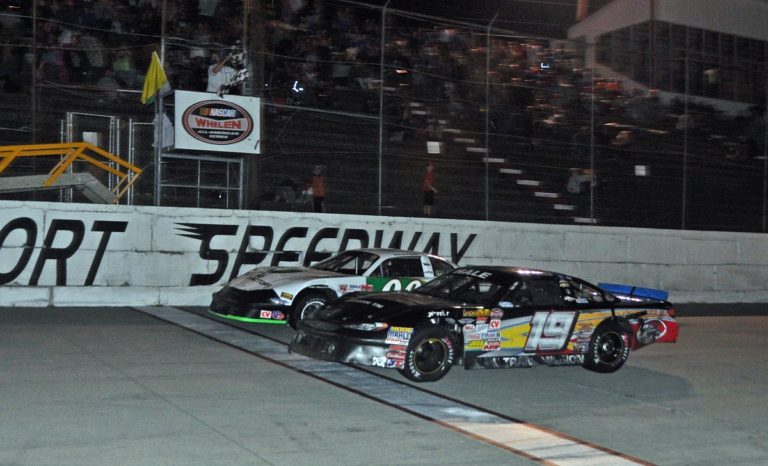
174;90;261;154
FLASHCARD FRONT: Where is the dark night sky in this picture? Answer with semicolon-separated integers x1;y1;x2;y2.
353;0;614;38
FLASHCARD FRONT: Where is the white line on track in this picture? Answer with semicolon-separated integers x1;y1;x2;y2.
134;306;653;466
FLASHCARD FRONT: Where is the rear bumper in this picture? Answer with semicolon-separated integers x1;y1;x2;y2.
631;317;679;348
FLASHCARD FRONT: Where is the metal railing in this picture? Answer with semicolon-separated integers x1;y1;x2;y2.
0;142;143;203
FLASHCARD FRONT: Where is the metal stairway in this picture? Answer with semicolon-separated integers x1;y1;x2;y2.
0;142;142;204
0;172;117;204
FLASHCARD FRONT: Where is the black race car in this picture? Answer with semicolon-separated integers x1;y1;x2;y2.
289;266;679;382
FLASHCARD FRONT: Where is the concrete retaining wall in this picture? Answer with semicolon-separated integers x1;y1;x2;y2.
1;200;766;306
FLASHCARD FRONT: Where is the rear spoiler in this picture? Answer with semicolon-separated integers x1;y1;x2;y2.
597;283;669;301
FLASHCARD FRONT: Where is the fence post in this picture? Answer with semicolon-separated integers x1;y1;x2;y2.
377;1;391;216
484;13;498;221
763;76;768;232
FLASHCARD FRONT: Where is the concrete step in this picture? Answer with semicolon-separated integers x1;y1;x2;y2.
516;179;541;187
573;217;599;224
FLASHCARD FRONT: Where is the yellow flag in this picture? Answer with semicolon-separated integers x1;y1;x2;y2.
140;51;171;104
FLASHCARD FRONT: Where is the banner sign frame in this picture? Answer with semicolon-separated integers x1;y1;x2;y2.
174;91;260;154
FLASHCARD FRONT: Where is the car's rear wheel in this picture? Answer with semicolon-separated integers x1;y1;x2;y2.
582;322;630;373
398;326;455;382
290;292;329;329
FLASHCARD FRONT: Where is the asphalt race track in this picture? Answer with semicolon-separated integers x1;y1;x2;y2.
1;306;766;465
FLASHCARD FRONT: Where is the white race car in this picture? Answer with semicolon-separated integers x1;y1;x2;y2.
209;248;456;327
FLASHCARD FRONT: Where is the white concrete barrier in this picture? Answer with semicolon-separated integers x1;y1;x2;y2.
1;200;767;306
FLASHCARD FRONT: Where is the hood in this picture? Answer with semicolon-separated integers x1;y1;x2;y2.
317;291;458;323
228;266;345;290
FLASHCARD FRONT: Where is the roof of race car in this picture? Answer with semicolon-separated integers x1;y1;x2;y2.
459;265;561;277
347;248;449;259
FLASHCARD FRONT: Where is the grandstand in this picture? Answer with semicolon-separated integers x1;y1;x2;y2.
0;0;766;233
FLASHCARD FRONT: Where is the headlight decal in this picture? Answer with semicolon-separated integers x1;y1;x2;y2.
343;322;390;332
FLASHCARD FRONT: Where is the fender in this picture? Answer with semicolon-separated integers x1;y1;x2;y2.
296;285;338;303
607;314;637;334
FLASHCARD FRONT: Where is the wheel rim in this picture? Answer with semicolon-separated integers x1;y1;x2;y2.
413;337;448;375
596;331;623;364
300;300;324;319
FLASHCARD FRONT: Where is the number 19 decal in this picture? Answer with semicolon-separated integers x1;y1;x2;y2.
525;311;578;351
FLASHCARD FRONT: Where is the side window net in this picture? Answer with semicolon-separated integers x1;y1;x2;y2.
381;258;424;277
528;279;564;307
430;258;454;276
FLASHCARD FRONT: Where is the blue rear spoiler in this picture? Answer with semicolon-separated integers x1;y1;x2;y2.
597;283;669;301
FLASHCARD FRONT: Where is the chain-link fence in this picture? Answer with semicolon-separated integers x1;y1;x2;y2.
1;1;766;232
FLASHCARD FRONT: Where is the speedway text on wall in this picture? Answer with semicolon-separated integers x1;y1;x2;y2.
1;200;767;306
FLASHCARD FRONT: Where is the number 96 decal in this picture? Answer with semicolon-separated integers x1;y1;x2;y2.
524;311;578;352
382;279;422;291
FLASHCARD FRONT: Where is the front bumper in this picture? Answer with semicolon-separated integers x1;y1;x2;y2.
209;286;290;324
289;320;396;367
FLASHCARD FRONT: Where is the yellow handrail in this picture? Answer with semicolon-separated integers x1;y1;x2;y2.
0;142;143;203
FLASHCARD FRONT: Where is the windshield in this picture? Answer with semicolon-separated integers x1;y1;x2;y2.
415;268;505;305
311;250;380;275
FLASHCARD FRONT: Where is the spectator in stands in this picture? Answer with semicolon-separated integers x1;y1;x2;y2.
330;50;352;88
566;168;595;195
58;25;77;48
676;113;694;131
0;4;22;31
63;33;88;83
93;0;116;31
426;116;444;140
55;0;78;24
136;7;160;36
422;162;438;216
80;31;107;73
703;68;720;97
310;165;326;213
274;178;298;204
725;142;746;160
181;48;208;91
96;68;120;100
611;130;633;147
38;37;67;82
198;0;219;18
569;126;591;159
18;51;35;92
192;23;214;48
78;4;100;29
112;47;138;87
207;51;236;94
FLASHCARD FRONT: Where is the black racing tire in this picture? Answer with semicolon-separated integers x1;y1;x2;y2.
398;326;455;382
582;322;630;373
289;292;329;329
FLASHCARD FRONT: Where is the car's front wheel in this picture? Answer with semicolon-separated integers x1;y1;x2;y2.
582;322;630;373
398;326;455;382
290;292;329;329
